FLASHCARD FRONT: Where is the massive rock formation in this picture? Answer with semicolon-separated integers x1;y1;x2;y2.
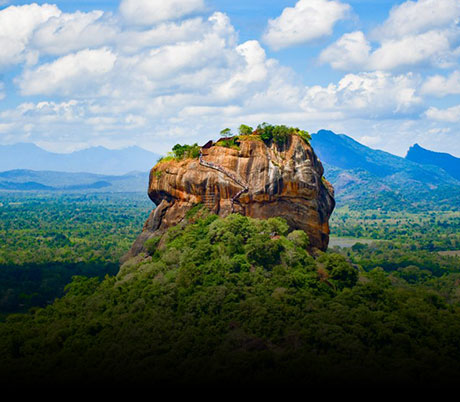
127;134;335;258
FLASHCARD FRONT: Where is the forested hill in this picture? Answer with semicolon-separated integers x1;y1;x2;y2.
1;212;460;387
406;143;460;181
311;130;460;210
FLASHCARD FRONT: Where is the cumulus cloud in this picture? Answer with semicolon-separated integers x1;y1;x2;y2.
359;135;382;147
319;31;371;70
321;0;460;71
119;0;205;26
302;71;422;118
263;0;350;50
19;48;117;96
0;3;60;68
1;1;459;156
116;18;206;53
373;0;460;39
31;10;118;56
425;105;460;122
421;71;460;97
213;40;269;101
370;30;455;70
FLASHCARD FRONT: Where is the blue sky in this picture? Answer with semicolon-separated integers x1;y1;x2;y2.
0;0;459;157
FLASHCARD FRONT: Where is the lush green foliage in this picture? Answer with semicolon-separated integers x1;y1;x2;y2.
1;210;460;386
157;143;201;163
238;124;253;136
220;128;232;136
255;122;311;146
215;123;311;148
330;207;460;251
0;192;151;317
216;136;240;150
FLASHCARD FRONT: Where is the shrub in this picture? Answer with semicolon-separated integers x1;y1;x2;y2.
238;124;253;136
287;230;310;249
272;125;291;147
145;236;161;255
216;137;240;150
255;123;310;146
256;122;275;142
171;143;200;159
156;143;201;164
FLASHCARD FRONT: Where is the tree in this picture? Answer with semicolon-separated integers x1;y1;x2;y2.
220;128;232;136
238;124;253;136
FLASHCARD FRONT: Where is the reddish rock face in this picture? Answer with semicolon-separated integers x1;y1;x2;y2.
127;134;335;259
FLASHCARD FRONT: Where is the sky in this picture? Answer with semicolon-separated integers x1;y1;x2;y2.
0;0;459;157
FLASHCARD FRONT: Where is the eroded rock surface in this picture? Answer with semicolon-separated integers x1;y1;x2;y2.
127;134;335;259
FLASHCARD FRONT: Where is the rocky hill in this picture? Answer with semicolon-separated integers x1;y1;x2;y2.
128;131;335;258
311;130;460;210
406;143;460;181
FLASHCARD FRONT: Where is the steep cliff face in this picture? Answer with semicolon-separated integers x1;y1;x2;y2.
127;134;334;258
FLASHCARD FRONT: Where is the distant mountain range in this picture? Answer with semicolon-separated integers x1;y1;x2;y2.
1;134;459;210
406;143;460;181
0;143;160;175
0;170;148;193
311;130;460;210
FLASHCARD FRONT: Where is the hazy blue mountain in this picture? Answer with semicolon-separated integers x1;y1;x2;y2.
406;143;460;181
0;143;160;175
311;130;460;209
0;170;148;192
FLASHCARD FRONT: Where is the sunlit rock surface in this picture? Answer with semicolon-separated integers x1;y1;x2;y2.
127;134;335;259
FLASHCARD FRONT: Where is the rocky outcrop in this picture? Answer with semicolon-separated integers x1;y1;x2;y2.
127;134;335;259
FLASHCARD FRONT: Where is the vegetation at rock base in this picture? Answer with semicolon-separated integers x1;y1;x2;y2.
1;204;460;386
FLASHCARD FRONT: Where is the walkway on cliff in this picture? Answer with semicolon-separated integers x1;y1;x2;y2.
199;149;249;211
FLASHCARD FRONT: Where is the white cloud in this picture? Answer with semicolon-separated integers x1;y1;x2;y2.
31;10;118;56
302;71;422;118
369;30;454;70
116;18;206;53
213;40;269;100
322;29;458;71
374;0;460;39
119;0;205;26
263;0;350;50
322;0;460;71
0;1;459;157
359;135;381;147
319;31;370;70
425;105;460;122
421;70;460;97
19;48;117;96
0;3;60;68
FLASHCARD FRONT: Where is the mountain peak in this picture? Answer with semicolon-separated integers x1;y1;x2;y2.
406;143;460;181
0;143;160;175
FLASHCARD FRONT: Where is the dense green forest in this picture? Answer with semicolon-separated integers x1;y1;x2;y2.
0;194;459;386
0;192;151;317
